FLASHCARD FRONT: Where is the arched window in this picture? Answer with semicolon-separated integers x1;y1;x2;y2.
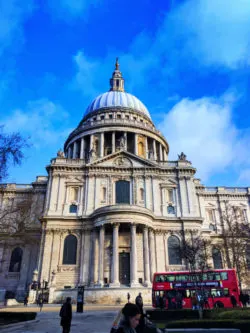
63;235;77;265
140;188;144;201
116;180;130;204
138;142;144;157
212;248;223;269
9;247;23;272
168;236;182;265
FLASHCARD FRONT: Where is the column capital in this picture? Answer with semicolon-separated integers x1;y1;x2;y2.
111;222;120;228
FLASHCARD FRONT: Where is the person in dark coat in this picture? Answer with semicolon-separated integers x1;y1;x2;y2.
39;298;44;312
135;293;144;333
117;303;141;333
230;294;237;308
60;297;72;333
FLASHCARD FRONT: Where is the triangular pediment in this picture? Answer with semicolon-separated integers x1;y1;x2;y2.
87;150;157;168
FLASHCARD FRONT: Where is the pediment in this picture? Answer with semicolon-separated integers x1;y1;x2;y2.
87;151;157;168
160;178;178;187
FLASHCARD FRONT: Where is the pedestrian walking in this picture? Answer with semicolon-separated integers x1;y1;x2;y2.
242;293;248;308
23;296;28;306
135;293;144;333
60;297;72;333
39;297;44;312
230;294;237;308
203;295;210;309
116;303;141;333
239;292;244;307
191;294;198;310
175;292;183;309
245;293;250;305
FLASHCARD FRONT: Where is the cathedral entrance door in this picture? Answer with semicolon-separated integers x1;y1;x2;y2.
119;252;130;285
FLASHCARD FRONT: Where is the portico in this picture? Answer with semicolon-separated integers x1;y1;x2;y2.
86;222;153;288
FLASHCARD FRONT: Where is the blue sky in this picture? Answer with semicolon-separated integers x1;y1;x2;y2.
1;0;250;186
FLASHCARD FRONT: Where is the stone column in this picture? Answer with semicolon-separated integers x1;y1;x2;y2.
159;145;163;161
90;134;94;150
110;223;120;287
124;132;127;151
17;245;31;296
153;140;157;160
79;230;85;284
112;132;116;153
68;146;72;159
100;132;104;158
80;137;85;159
145;137;148;159
134;133;138;155
130;224;139;287
163;149;167;161
73;141;77;159
149;229;156;282
97;226;105;286
143;226;151;286
90;229;98;286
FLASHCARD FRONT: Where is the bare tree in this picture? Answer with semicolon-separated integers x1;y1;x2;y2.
217;202;250;290
0;126;29;182
0;188;43;240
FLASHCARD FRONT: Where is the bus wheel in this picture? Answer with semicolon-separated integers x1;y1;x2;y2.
214;301;224;308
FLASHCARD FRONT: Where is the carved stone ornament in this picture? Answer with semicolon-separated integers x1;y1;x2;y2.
57;149;65;158
178;152;187;161
113;157;132;167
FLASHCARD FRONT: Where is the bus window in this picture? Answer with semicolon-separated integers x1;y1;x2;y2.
166;290;176;298
166;275;175;282
214;274;221;281
223;288;229;296
211;289;217;297
155;275;165;282
202;273;208;280
176;275;187;282
220;272;228;280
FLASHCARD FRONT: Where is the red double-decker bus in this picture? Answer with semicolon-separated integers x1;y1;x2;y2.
152;269;240;309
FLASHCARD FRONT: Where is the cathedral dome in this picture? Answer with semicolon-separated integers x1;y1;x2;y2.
83;58;151;120
85;91;151;119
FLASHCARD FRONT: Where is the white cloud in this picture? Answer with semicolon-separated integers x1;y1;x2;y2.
1;99;72;148
48;0;99;19
158;94;250;182
160;0;250;68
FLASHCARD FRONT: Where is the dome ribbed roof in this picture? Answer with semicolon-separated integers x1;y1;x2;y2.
84;91;151;119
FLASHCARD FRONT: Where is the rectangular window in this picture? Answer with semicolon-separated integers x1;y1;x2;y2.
116;181;130;204
220;272;228;280
207;209;215;222
166;189;174;202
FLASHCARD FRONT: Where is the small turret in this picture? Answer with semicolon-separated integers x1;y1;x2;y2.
109;58;125;92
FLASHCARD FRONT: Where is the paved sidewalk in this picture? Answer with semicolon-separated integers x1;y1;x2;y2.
0;310;117;333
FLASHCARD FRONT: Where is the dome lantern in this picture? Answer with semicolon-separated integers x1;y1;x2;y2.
109;58;124;92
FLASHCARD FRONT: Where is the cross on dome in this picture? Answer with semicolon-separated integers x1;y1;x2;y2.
110;58;124;92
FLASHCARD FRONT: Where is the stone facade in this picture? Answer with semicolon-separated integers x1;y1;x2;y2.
0;62;249;304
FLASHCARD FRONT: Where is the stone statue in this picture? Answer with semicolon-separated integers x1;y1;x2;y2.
178;152;187;161
88;143;97;162
119;134;126;150
148;150;154;160
57;149;65;158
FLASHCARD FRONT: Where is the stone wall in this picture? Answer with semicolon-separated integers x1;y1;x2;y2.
53;287;152;305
